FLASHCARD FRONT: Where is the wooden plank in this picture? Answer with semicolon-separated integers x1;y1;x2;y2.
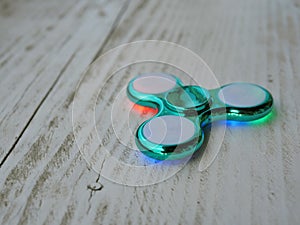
1;0;300;224
0;0;127;162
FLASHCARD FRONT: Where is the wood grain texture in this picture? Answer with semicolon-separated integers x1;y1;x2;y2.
0;0;300;224
0;0;127;162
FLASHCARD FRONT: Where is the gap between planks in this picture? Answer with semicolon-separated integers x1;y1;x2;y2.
0;0;130;168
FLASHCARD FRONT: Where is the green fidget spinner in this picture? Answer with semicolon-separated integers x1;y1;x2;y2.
127;73;273;160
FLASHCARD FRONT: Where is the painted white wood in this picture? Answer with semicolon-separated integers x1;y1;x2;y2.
0;0;127;161
0;0;299;224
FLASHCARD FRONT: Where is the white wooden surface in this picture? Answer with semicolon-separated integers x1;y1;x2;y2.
0;0;300;224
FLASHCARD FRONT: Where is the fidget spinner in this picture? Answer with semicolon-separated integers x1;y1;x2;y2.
127;73;273;160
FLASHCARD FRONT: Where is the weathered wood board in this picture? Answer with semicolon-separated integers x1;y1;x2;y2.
0;0;299;224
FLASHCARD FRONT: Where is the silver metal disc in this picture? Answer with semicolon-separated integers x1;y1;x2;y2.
142;115;196;145
218;83;267;108
133;73;177;94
